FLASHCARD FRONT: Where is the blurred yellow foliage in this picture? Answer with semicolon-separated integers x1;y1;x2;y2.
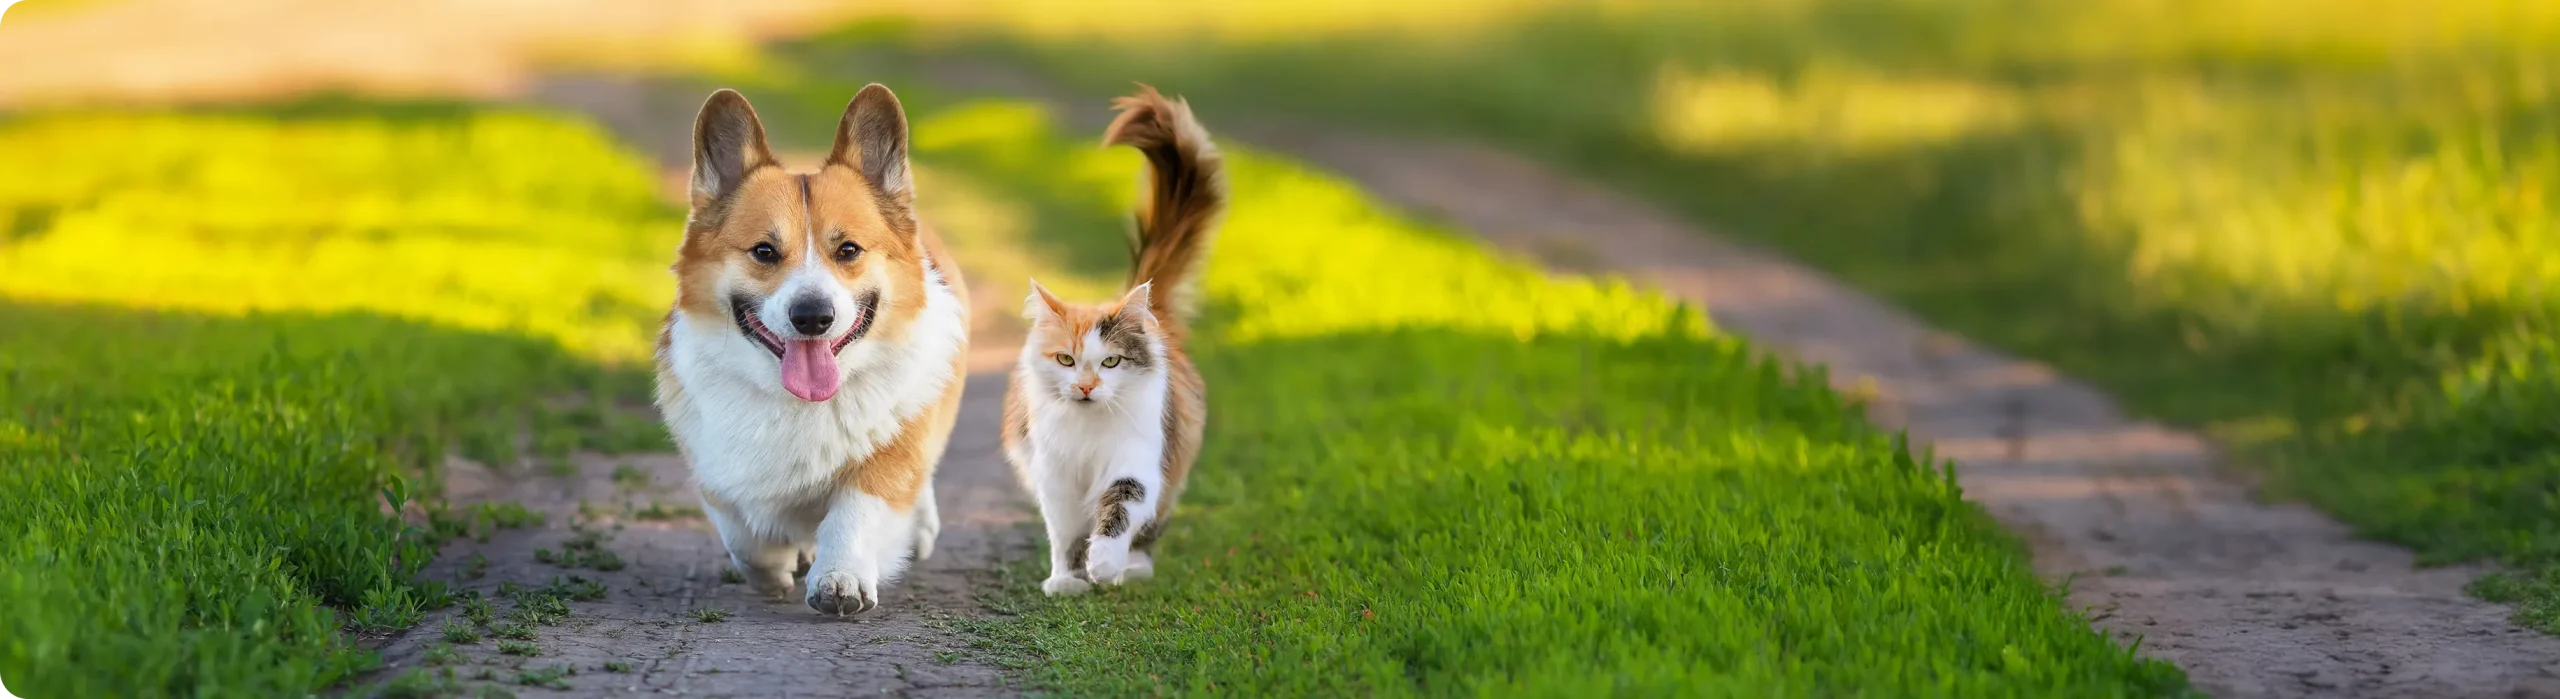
907;95;1708;344
1623;0;2560;317
1206;152;1702;344
867;0;1589;42
1651;67;2022;154
0;96;1701;373
0;110;683;363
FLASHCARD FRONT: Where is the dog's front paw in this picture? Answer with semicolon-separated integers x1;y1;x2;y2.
744;566;797;599
913;524;939;563
1041;575;1092;597
806;569;878;616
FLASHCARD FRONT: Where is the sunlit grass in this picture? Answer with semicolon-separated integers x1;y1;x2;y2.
0;109;679;361
1651;66;2024;155
1206;161;1687;345
854;0;2560;633
0;105;676;696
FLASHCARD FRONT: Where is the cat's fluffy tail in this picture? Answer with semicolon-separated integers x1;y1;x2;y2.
1104;83;1224;332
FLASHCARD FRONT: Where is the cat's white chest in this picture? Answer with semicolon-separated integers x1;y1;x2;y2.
1026;391;1165;484
1029;410;1139;476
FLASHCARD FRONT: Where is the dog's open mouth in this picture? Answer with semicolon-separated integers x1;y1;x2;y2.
730;291;879;359
730;291;879;402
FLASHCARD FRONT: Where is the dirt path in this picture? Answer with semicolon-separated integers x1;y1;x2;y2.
1232;129;2560;699
370;374;1029;697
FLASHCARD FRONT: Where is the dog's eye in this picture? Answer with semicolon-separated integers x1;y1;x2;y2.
1101;356;1122;368
749;243;780;264
1054;353;1074;367
835;242;861;263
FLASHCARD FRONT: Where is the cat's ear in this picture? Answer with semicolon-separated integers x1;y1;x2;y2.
1024;279;1069;322
1115;282;1156;322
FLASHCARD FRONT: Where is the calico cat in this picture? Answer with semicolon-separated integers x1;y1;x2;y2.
1001;86;1224;596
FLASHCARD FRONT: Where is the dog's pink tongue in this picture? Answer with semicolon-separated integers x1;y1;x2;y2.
780;339;840;402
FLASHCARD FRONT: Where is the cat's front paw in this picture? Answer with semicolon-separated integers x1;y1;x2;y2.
1085;537;1132;584
806;569;879;616
1116;550;1155;584
1042;575;1092;597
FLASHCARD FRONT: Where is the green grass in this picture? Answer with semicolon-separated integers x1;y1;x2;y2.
691;71;2184;693
533;526;627;571
0;105;680;696
826;0;2560;632
371;667;509;699
442;621;482;645
514;665;572;689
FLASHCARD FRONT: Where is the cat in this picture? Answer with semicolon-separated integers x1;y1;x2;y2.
1001;85;1224;596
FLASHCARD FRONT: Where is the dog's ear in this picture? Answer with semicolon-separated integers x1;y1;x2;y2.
689;89;778;209
829;83;914;207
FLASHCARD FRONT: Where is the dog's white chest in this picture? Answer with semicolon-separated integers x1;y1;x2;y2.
662;324;946;511
676;385;889;506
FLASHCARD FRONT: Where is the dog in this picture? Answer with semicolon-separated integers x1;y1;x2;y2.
654;85;970;616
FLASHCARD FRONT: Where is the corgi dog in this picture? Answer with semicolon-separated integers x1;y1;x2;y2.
655;85;970;616
1003;86;1223;596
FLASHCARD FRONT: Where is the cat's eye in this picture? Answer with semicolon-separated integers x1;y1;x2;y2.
834;241;861;263
1054;353;1074;367
1101;356;1122;368
749;242;780;264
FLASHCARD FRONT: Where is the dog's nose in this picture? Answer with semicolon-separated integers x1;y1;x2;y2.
787;296;834;337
